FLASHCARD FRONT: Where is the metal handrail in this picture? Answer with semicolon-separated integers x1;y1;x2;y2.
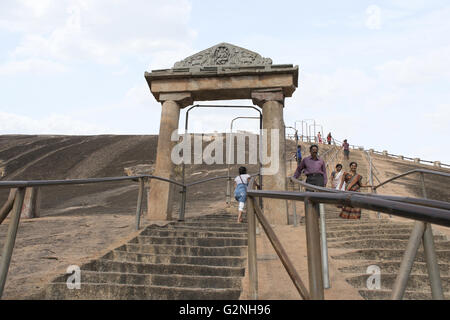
0;173;186;298
290;177;450;211
373;168;450;191
0;175;184;189
247;189;450;227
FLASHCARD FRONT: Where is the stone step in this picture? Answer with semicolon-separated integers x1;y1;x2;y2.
327;233;447;243
53;270;242;289
324;220;391;227
329;239;450;250
346;273;450;292
326;228;415;239
194;214;236;219
358;289;450;300
167;225;248;233
339;261;450;277
83;259;245;277
188;216;239;221
44;282;241;300
326;223;416;232
131;236;248;247
141;228;247;239
176;221;248;229
104;250;246;267
324;217;373;223
332;249;450;263
117;243;247;257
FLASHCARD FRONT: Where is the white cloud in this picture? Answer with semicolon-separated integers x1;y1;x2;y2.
0;58;68;75
425;104;450;131
0;111;108;135
365;5;382;30
1;0;196;73
375;46;450;86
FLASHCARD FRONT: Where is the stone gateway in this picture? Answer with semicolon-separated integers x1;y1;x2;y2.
144;42;299;224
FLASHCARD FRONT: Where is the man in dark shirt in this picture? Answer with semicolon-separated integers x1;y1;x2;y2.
293;144;327;187
343;139;350;160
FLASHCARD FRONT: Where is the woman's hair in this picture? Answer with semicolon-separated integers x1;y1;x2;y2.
239;166;247;175
310;144;319;151
336;164;343;169
349;162;357;167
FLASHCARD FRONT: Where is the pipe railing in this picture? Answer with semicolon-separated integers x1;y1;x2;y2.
246;175;450;300
290;167;450;300
0;173;189;298
0;170;264;299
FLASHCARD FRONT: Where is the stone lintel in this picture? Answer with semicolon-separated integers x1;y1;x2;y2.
159;92;193;108
251;88;284;108
145;69;297;102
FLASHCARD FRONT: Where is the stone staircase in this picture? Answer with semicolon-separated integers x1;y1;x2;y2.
325;205;450;299
40;212;248;299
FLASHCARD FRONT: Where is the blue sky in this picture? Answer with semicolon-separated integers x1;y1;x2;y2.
1;0;449;164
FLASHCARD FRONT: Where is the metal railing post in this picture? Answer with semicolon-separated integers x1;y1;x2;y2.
226;176;231;205
0;187;26;298
179;186;187;221
292;200;298;227
304;198;324;299
391;221;425;299
135;178;145;230
247;195;258;299
319;203;330;289
419;172;443;299
422;222;444;299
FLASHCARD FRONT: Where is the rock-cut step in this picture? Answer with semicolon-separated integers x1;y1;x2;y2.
339;261;450;277
40;212;248;299
45;283;241;300
330;239;450;250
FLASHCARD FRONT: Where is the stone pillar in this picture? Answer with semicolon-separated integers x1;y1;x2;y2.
252;88;287;225
147;93;192;221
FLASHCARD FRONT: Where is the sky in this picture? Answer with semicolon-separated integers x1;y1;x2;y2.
1;0;449;164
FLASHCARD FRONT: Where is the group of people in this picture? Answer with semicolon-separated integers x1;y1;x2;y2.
316;132;334;145
293;144;371;219
233;138;368;222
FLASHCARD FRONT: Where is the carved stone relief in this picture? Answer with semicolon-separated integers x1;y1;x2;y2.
174;43;272;68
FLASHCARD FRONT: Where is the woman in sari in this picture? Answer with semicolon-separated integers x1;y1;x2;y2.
338;162;371;219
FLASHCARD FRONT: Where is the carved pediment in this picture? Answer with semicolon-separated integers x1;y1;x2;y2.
173;43;272;68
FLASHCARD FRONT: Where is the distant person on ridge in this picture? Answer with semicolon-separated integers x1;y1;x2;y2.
343;139;350;160
327;132;332;145
317;132;323;144
295;145;302;166
293;144;327;188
